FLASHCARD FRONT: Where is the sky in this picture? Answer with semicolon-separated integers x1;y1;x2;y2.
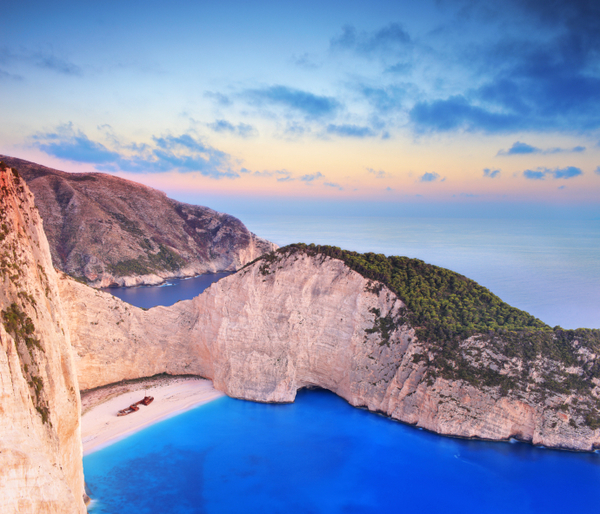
1;0;600;218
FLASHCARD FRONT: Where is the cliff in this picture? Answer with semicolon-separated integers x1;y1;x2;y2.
0;163;86;513
60;245;600;451
0;155;276;287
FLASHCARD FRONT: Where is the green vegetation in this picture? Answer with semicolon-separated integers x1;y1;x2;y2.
107;244;185;277
251;244;600;423
255;243;547;340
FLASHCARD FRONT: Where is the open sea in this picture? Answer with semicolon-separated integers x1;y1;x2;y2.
87;215;600;513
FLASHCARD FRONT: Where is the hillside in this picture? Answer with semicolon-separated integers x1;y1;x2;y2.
0;155;276;287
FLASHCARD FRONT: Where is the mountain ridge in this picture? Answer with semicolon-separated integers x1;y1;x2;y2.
0;155;276;287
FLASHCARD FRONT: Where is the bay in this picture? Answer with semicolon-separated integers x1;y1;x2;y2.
84;389;600;514
100;272;231;309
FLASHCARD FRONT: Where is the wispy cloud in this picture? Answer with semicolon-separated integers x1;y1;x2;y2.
31;123;238;179
498;141;586;156
331;23;412;56
0;47;82;76
324;181;343;190
595;166;600;175
483;168;500;178
208;119;258;138
367;167;388;179
300;172;324;183
523;166;583;180
245;85;339;119
326;124;375;138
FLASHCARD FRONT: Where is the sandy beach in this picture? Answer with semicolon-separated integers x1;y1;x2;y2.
80;375;224;455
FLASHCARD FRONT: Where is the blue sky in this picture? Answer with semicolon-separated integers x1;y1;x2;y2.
1;0;599;217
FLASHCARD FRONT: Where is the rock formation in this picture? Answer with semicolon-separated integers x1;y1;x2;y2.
0;164;86;513
0;155;276;287
61;247;600;452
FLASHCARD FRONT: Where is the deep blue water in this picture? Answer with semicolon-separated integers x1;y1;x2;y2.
100;273;231;309
84;389;600;514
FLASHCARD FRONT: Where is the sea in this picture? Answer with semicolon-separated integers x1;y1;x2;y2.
87;215;600;513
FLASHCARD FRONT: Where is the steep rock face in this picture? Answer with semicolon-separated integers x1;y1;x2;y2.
0;165;85;513
0;155;276;287
61;251;600;451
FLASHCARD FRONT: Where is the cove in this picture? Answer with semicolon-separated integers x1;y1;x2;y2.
100;272;231;309
84;389;600;514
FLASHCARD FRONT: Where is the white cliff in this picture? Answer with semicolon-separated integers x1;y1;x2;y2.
0;165;86;514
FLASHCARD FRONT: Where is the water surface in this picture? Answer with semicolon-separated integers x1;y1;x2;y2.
100;272;231;309
84;389;600;514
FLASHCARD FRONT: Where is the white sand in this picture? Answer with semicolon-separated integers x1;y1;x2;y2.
80;376;224;455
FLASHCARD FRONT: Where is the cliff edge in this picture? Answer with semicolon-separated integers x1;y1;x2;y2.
0;163;85;513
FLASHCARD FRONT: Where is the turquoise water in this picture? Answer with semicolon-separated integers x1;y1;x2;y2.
85;390;600;514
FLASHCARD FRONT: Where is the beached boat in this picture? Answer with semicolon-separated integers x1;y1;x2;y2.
116;396;154;416
117;404;140;416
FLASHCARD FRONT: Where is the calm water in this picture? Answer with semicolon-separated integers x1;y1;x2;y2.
240;215;600;330
100;273;232;309
85;390;600;514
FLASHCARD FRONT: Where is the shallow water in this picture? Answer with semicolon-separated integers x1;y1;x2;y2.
84;389;600;514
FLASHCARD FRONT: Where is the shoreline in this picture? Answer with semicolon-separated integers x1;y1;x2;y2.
80;375;224;455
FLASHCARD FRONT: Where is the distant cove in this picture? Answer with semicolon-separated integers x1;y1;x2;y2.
100;272;231;309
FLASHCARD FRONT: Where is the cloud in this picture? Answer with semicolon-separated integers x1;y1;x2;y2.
324;181;343;190
245;86;339;119
385;186;394;192
32;124;237;179
0;47;82;76
420;172;441;182
326;124;375;138
498;141;586;155
483;168;500;178
0;68;23;81
208;119;257;137
523;166;583;180
408;1;600;134
292;53;319;69
498;141;540;155
34;53;82;76
32;123;119;163
409;95;519;133
331;23;411;56
204;91;232;106
360;85;404;113
300;172;324;183
367;168;388;179
596;166;600;175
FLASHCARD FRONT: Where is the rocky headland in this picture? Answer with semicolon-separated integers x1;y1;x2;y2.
0;155;276;287
61;245;600;451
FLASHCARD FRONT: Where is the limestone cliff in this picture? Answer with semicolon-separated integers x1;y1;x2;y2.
61;246;600;452
0;164;85;513
0;155;276;287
